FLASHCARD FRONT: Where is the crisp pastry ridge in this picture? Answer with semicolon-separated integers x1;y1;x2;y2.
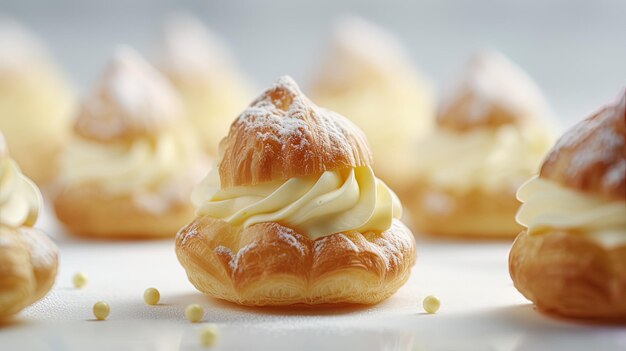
53;46;204;238
510;90;626;319
176;76;416;306
0;133;58;318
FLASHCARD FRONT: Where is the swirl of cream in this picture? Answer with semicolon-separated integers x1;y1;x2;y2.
0;148;42;228
516;176;626;248
192;166;402;240
59;128;201;196
413;124;552;194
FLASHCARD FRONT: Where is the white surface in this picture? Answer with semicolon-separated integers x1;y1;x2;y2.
1;209;625;351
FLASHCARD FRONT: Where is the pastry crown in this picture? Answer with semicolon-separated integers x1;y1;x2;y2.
313;16;414;90
74;46;184;141
160;13;233;80
437;50;550;131
0;18;48;71
218;76;372;188
540;90;626;201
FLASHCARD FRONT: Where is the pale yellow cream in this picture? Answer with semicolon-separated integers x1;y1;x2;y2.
60;128;201;196
413;124;552;194
0;156;42;228
516;176;626;248
192;166;402;239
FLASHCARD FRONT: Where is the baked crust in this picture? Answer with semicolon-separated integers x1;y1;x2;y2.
175;217;415;306
218;76;372;188
437;50;550;132
405;182;522;238
540;90;625;201
73;46;183;143
0;226;58;318
509;230;626;319
54;185;194;238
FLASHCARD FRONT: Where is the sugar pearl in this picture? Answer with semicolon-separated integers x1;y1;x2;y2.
422;295;440;314
143;288;160;305
199;324;219;347
185;304;204;323
73;272;88;289
93;301;110;320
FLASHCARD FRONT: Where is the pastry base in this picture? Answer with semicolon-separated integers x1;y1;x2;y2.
509;230;626;319
405;182;522;238
175;217;416;306
53;185;195;239
0;226;58;318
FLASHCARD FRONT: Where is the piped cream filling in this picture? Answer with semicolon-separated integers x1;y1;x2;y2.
0;157;42;228
192;166;402;240
516;176;626;248
59;128;200;196
413;124;551;194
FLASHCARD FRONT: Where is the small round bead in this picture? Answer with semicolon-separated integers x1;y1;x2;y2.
185;304;204;323
199;324;219;347
143;288;160;305
72;272;88;289
93;301;110;320
422;295;440;314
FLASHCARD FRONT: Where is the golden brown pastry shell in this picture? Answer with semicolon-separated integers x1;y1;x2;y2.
509;229;626;319
0;226;58;319
175;216;416;306
405;182;522;238
53;185;194;239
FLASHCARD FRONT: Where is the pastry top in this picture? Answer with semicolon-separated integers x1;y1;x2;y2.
59;47;205;205
159;12;240;83
437;50;551;131
311;15;418;92
74;46;184;142
0;133;43;228
0;17;49;73
540;90;625;201
218;76;372;188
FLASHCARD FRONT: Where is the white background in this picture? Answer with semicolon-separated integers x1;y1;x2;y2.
1;1;625;350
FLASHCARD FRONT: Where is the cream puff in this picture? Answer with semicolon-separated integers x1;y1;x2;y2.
53;46;206;238
159;13;253;156
0;132;58;319
0;18;75;185
176;76;416;306
510;91;625;319
309;16;434;192
406;50;554;238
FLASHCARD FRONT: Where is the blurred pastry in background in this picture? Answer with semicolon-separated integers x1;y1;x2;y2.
309;16;434;192
0;132;58;319
0;18;75;185
53;46;206;238
176;76;415;306
158;13;253;156
511;90;626;319
406;50;554;238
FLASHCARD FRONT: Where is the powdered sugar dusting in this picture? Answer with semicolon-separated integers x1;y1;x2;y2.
275;226;306;256
160;12;234;80
76;46;183;140
229;241;258;271
440;50;550;124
